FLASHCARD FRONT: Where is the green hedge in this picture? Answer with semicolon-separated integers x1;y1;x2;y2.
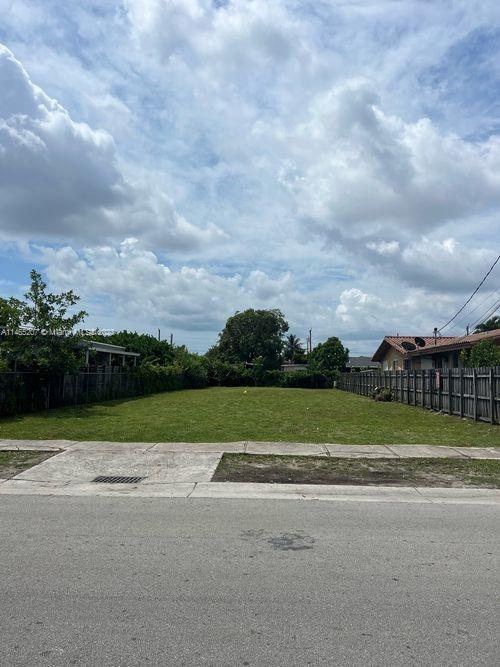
134;361;337;394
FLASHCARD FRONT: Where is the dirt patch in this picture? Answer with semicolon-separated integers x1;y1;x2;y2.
0;450;58;479
212;454;500;488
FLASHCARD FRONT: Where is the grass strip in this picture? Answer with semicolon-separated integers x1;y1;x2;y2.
212;453;500;488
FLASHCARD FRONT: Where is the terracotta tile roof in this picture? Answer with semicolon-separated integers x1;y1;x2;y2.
407;328;500;355
372;329;500;361
384;335;456;355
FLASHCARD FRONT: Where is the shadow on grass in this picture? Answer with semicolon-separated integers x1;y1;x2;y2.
0;392;167;424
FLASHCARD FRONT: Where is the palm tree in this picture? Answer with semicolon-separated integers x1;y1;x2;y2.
474;316;500;333
284;334;305;362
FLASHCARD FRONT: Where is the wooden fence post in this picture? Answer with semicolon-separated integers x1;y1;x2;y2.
460;368;464;418
448;369;452;415
473;368;478;421
490;368;495;425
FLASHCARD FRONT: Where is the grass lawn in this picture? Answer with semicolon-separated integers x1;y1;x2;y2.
0;450;57;479
213;454;500;488
0;387;498;446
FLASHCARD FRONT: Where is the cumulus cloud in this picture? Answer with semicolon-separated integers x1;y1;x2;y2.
283;81;500;243
39;239;301;333
0;44;224;249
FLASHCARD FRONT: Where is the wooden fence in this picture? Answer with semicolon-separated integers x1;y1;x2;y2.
0;370;139;416
338;367;500;424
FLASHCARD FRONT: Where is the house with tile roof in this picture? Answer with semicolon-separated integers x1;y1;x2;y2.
372;329;500;370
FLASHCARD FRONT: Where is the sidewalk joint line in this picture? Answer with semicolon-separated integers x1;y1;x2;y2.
186;482;198;498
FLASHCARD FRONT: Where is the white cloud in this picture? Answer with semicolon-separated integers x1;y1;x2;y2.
0;44;225;250
2;1;500;353
283;81;500;244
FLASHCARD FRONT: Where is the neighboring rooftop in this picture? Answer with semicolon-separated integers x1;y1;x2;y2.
372;330;500;361
347;356;380;367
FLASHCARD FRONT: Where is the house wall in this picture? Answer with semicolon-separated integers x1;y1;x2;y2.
380;350;405;371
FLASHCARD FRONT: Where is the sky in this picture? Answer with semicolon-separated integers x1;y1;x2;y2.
0;0;499;354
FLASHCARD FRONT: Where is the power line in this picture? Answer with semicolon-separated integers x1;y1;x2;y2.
438;253;500;333
469;297;500;331
452;287;499;328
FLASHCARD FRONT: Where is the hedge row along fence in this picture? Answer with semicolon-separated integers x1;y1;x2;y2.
0;367;337;416
338;367;500;424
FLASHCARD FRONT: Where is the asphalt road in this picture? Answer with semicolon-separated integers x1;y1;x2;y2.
1;497;499;666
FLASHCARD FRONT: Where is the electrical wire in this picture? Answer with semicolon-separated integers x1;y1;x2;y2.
469;298;500;331
438;254;500;333
451;287;499;328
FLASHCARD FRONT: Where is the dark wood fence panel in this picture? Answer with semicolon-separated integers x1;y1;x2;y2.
338;367;500;424
0;371;140;416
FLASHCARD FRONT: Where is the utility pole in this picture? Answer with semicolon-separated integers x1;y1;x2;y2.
170;333;174;346
158;328;161;341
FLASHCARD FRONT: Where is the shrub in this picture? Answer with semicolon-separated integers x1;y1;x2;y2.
204;359;253;386
281;370;336;389
372;386;392;402
461;340;500;368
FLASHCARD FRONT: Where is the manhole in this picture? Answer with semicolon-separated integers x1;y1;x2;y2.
92;475;146;484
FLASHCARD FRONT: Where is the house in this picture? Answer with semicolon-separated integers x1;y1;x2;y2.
372;330;500;370
81;341;140;369
345;356;380;372
281;362;308;372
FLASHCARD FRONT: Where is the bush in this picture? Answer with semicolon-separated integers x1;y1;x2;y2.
461;341;500;368
372;386;392;402
204;359;253;386
281;370;336;389
134;363;185;394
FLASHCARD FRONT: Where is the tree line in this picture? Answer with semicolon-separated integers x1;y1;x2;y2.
0;271;349;385
1;270;498;378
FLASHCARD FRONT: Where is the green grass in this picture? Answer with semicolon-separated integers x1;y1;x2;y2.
0;387;499;446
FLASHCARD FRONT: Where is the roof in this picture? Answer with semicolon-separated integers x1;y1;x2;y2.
372;330;500;361
347;356;380;367
372;336;455;361
83;340;140;357
407;328;500;356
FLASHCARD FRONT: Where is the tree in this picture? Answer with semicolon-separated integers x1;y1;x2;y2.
214;309;289;369
308;336;349;373
92;330;175;366
461;340;500;368
474;316;500;333
284;334;306;363
0;270;87;373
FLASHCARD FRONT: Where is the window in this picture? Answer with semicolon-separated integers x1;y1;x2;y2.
392;359;397;370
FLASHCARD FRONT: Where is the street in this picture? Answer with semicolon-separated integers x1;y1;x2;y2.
1;496;499;666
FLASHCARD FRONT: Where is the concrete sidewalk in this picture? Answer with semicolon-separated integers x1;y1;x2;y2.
1;438;499;458
1;439;498;504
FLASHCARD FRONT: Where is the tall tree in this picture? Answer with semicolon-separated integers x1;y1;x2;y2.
284;334;306;363
0;270;87;372
308;336;349;373
215;309;289;369
474;316;500;333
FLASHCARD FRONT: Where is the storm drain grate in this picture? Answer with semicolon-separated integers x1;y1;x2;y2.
92;475;146;484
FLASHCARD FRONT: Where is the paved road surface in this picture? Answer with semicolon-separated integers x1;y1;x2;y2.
1;496;499;666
